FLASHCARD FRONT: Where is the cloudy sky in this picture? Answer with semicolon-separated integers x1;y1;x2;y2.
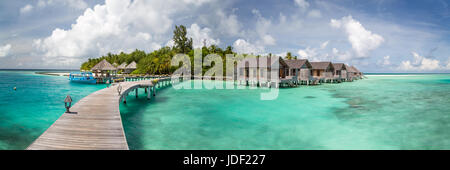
0;0;449;72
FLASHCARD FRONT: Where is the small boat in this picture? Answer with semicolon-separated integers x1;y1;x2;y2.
69;72;97;84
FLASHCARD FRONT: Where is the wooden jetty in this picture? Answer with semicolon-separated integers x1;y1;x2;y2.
27;78;173;150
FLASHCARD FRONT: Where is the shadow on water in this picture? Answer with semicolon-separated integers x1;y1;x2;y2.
0;111;38;150
120;84;172;150
0;127;35;150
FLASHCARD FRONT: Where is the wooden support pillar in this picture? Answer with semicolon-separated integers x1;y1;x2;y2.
153;86;156;96
147;87;151;100
123;94;127;104
135;88;138;98
145;87;147;94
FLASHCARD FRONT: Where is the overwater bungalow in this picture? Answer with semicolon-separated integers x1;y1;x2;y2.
284;59;313;85
124;61;137;74
91;59;117;83
236;57;363;87
237;56;289;87
332;63;347;82
345;64;357;81
117;62;127;73
353;66;363;79
310;62;335;83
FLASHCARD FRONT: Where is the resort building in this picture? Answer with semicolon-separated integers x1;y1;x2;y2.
237;57;363;87
353;66;363;79
345;65;361;81
284;59;313;85
332;63;348;82
124;61;137;74
237;56;289;87
117;62;127;73
310;62;335;83
91;59;117;83
91;59;117;77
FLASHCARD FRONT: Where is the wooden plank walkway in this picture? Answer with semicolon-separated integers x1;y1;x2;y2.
27;80;158;150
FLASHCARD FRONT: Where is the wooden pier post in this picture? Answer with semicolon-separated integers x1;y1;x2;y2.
147;87;151;100
135;88;138;98
123;94;127;104
153;86;156;96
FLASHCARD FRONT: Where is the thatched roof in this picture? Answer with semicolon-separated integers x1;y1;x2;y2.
332;63;346;70
352;66;361;73
284;59;311;69
125;61;137;69
91;59;116;71
118;62;127;69
346;65;357;73
310;62;333;70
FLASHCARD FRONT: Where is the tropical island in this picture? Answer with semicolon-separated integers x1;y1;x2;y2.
80;25;363;86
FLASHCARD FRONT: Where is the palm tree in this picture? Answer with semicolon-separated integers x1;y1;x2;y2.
286;52;293;60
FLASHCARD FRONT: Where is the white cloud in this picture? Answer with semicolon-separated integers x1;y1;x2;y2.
330;15;384;58
37;0;88;10
377;55;391;66
33;0;212;65
261;35;276;46
419;57;441;71
383;55;391;65
294;0;310;10
445;59;450;70
331;47;353;61
320;41;329;49
233;39;264;54
252;9;276;46
0;44;12;57
398;60;416;71
195;8;243;37
20;4;33;14
307;9;322;18
296;41;334;61
297;48;332;62
412;52;423;65
397;52;442;71
187;23;220;48
297;49;307;58
216;10;241;36
165;40;175;47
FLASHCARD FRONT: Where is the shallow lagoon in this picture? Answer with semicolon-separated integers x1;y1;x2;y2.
0;71;104;149
120;74;450;150
1;71;449;150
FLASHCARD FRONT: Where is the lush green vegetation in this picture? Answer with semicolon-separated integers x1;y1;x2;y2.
80;25;296;75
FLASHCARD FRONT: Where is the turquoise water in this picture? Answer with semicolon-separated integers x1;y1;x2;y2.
120;74;450;150
1;71;449;150
0;71;104;150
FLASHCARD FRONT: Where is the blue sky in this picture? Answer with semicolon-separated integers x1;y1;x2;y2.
0;0;449;72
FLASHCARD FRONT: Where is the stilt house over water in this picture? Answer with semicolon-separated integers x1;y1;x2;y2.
310;62;335;83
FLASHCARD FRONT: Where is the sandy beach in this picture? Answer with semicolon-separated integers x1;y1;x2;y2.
35;72;70;76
